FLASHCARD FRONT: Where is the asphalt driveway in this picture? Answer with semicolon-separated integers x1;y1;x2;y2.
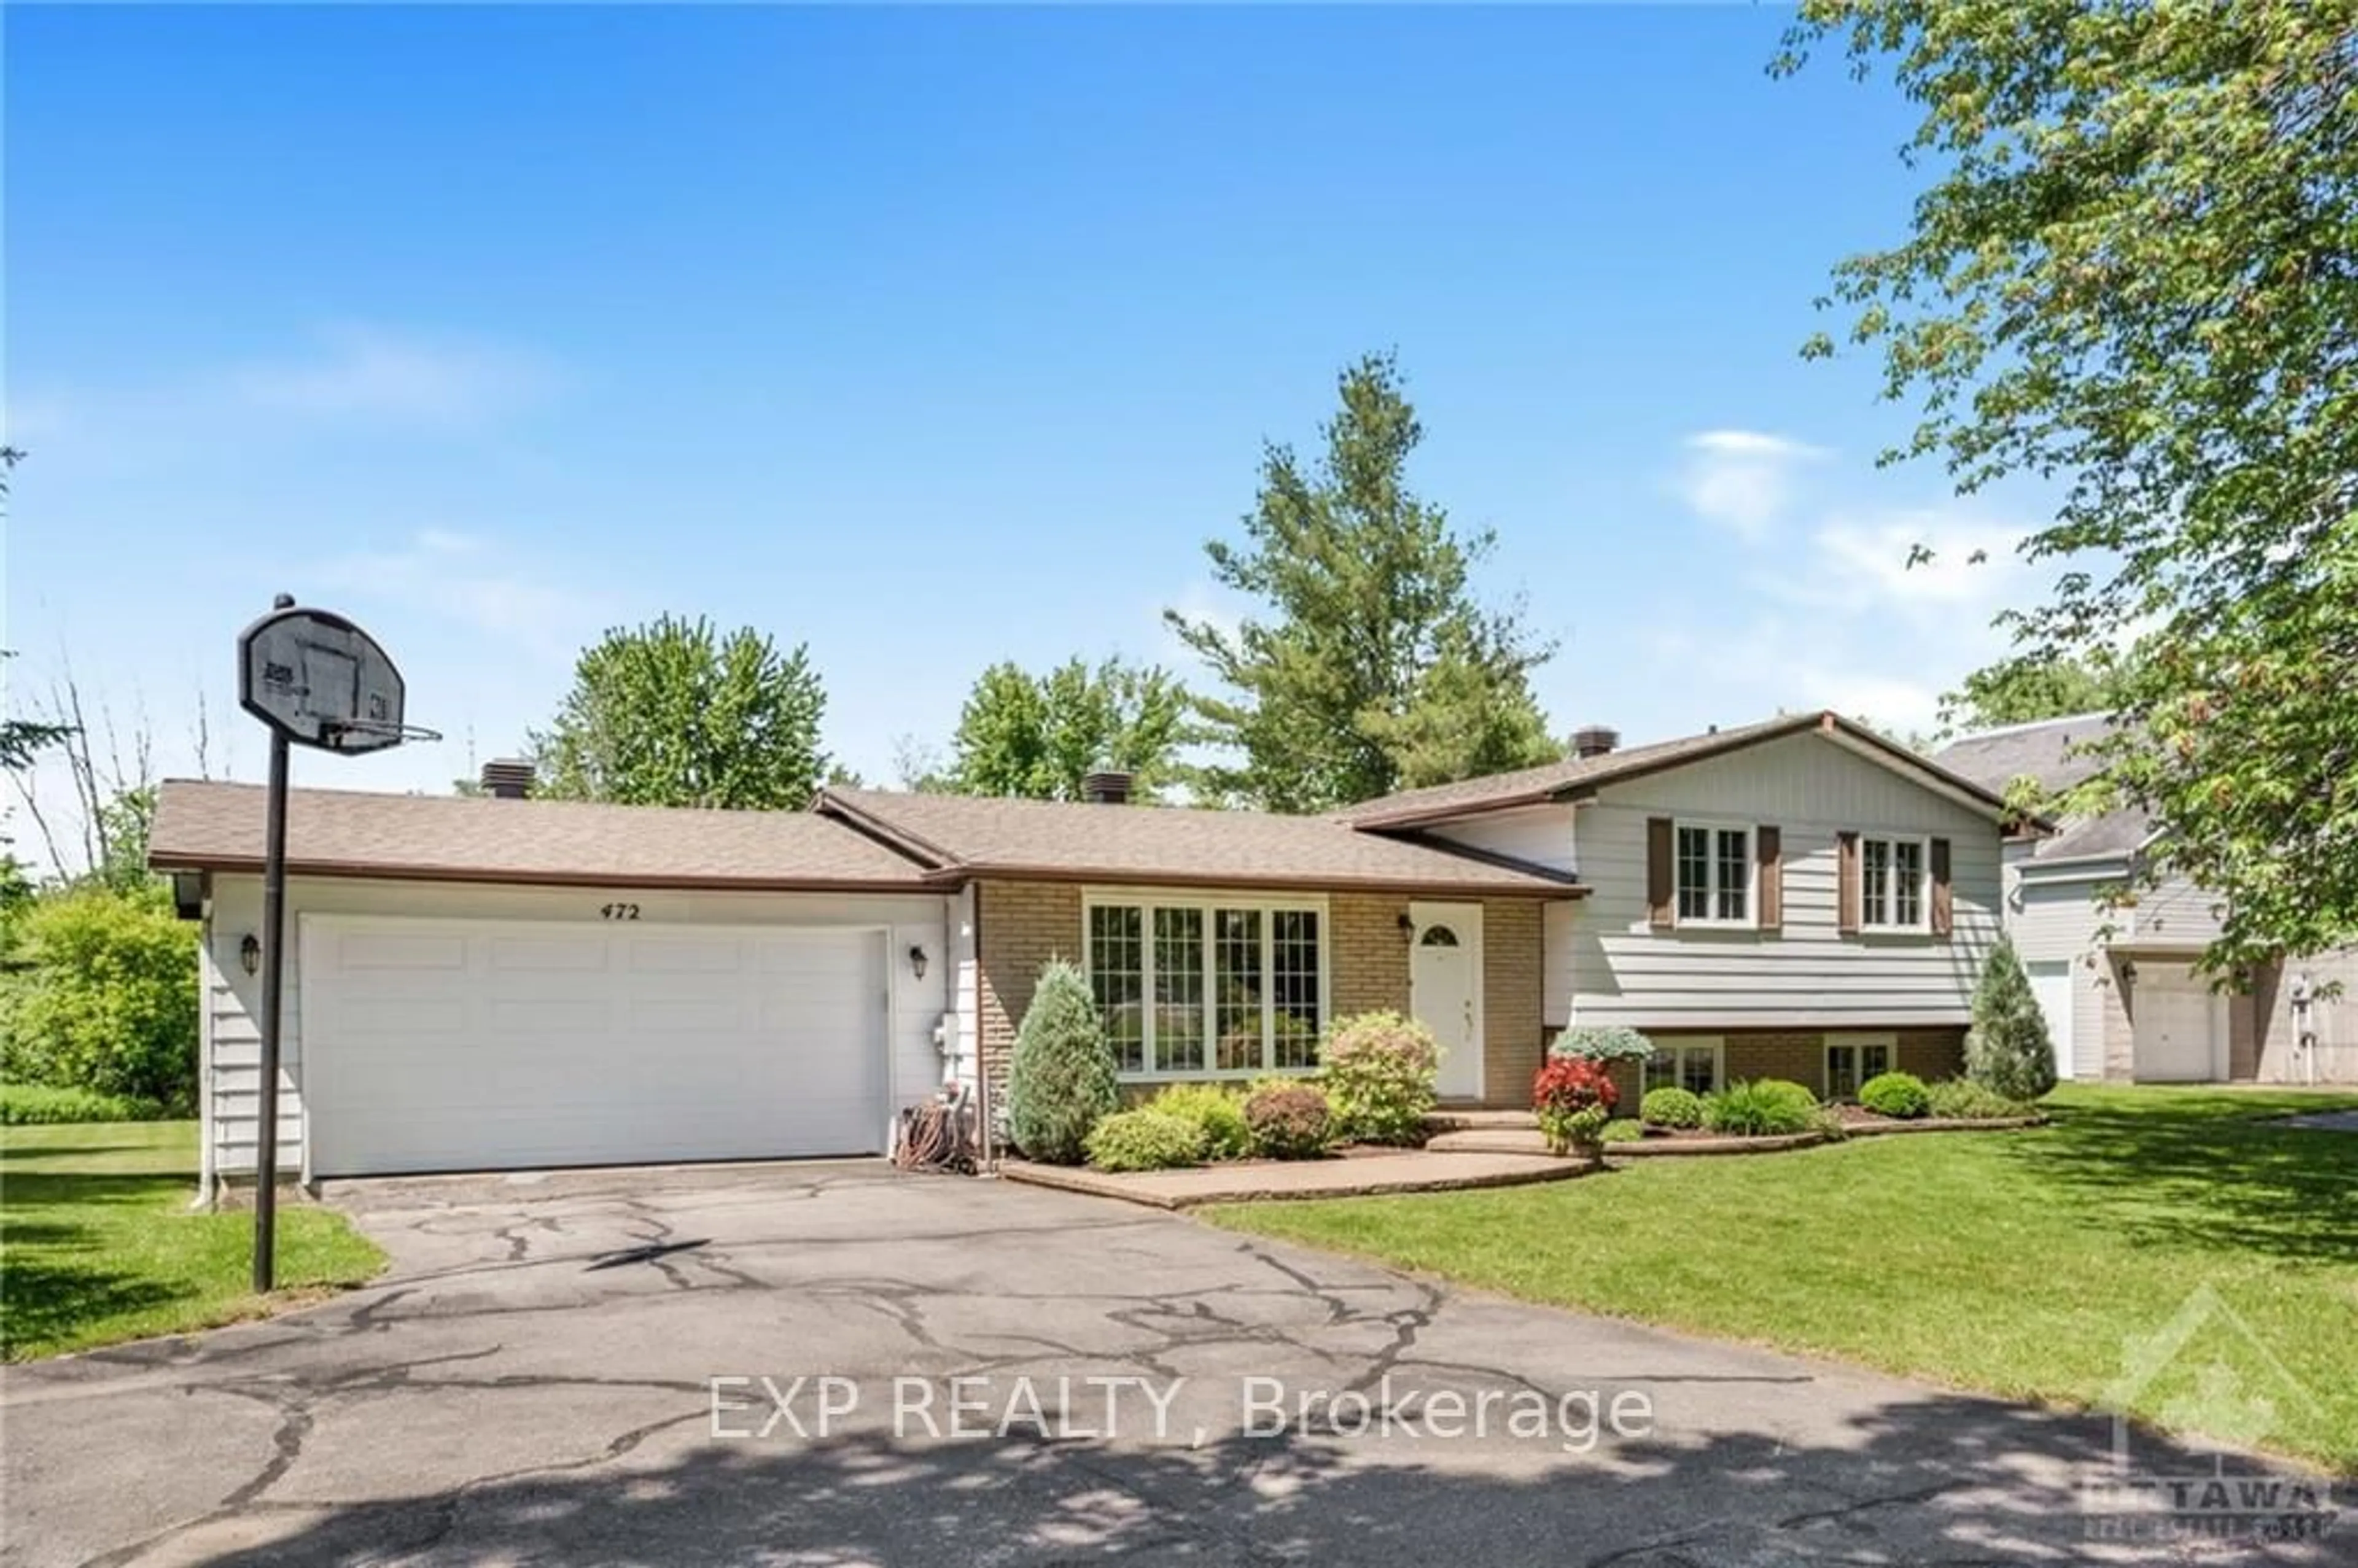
1;1163;2337;1566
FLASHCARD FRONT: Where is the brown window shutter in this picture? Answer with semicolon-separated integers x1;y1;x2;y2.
1836;831;1861;935
1931;837;1954;937
1646;816;1675;928
1757;825;1783;931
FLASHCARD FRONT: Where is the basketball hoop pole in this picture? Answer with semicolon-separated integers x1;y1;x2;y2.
254;723;290;1291
252;592;297;1293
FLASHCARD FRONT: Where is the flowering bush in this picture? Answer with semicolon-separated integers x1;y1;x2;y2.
1531;1057;1618;1155
1319;1011;1440;1144
1244;1082;1333;1159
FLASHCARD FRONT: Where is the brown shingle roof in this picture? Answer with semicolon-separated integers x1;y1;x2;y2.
818;788;1580;896
1334;710;2018;829
148;780;934;890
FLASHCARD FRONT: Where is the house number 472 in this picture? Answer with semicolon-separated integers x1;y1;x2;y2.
601;902;640;921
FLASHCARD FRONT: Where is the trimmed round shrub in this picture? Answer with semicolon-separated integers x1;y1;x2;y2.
1702;1078;1820;1137
1319;1011;1439;1145
1858;1071;1931;1119
1639;1086;1705;1129
0;887;198;1113
1146;1083;1250;1160
1084;1110;1207;1172
1926;1077;2036;1121
1547;1025;1658;1067
1005;960;1119;1165
1598;1117;1645;1144
1244;1082;1332;1159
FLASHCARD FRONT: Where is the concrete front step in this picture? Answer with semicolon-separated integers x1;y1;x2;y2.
1425;1127;1555;1155
1423;1108;1541;1133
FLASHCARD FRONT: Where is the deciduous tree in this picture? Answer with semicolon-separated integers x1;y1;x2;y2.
946;657;1188;801
1781;2;2358;962
1165;353;1556;812
533;615;829;809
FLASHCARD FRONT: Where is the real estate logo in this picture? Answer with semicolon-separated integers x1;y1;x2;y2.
2078;1283;2340;1546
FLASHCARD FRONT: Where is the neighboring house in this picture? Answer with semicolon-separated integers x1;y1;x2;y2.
1936;714;2358;1085
148;708;2015;1189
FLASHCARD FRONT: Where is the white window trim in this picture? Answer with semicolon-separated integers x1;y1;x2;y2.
1856;833;1932;933
1823;1031;1897;1099
1673;820;1756;930
1644;1037;1726;1096
1081;888;1332;1082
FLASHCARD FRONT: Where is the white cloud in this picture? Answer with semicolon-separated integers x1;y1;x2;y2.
1673;429;1830;540
310;529;609;664
225;325;557;426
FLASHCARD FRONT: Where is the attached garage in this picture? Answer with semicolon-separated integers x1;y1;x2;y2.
302;918;891;1177
149;780;962;1189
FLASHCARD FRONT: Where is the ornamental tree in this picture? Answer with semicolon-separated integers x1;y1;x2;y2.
1005;960;1119;1165
1965;937;2058;1101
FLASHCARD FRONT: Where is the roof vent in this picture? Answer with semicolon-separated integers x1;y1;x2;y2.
1082;770;1133;805
1570;726;1621;760
481;759;536;801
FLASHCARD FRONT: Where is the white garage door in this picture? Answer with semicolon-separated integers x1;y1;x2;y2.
2132;964;2224;1082
301;917;889;1177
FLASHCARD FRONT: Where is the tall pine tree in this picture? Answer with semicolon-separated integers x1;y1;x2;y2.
1165;354;1556;812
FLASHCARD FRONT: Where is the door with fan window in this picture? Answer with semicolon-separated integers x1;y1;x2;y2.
1410;902;1484;1101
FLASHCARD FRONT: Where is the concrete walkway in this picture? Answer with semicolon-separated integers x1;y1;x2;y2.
999;1149;1592;1208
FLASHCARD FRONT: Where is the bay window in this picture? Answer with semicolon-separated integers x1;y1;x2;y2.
1086;894;1326;1077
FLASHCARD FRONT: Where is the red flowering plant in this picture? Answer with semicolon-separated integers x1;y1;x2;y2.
1532;1057;1619;1156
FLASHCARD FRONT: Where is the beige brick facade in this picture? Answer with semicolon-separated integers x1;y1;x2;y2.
972;878;1552;1103
975;879;1083;1100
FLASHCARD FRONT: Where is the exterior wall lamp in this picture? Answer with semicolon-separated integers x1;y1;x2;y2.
908;945;928;981
240;933;262;976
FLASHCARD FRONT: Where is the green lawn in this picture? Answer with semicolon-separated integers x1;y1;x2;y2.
1205;1085;2358;1471
1;1122;385;1361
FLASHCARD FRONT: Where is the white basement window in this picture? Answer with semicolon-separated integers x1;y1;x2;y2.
1859;835;1929;931
1675;821;1753;926
1645;1038;1724;1097
1824;1034;1895;1100
1085;894;1326;1079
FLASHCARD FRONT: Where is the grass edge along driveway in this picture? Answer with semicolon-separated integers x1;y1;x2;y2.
1;1120;385;1362
1204;1085;2358;1473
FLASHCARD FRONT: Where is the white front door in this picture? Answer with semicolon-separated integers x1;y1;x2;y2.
2133;963;2225;1082
300;915;890;1176
1410;902;1483;1101
2026;960;2076;1081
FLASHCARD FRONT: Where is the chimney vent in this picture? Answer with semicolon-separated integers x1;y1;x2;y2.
481;759;536;801
1082;770;1133;805
1571;726;1621;760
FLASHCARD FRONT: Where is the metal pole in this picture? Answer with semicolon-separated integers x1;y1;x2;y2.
252;659;294;1292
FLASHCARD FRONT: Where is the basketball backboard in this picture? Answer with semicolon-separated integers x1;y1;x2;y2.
236;604;415;753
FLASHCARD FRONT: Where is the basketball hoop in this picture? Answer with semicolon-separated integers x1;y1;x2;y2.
237;602;442;753
235;594;437;1293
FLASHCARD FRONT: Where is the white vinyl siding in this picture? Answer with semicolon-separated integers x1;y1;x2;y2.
1552;732;2001;1029
201;875;950;1179
2130;874;2230;949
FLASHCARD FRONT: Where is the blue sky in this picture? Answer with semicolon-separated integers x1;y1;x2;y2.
6;6;2060;859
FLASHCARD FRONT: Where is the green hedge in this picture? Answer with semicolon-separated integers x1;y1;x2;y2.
0;886;198;1114
0;1082;168;1124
